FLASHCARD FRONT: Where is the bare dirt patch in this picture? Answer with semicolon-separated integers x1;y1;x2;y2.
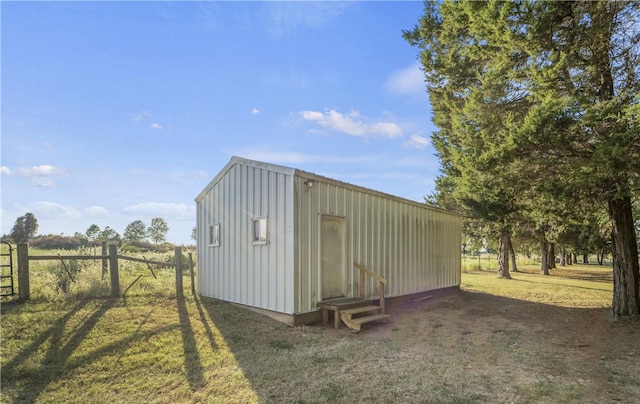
198;267;639;403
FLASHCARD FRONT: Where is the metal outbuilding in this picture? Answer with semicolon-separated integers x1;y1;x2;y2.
195;156;462;325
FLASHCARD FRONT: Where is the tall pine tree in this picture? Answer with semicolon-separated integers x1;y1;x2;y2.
406;0;639;316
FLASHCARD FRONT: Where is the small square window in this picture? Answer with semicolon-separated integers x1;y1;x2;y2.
209;223;220;247
252;218;268;245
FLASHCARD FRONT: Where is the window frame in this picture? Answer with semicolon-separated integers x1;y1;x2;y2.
252;217;268;245
209;223;220;247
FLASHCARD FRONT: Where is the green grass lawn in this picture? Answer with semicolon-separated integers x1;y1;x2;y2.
2;255;637;403
462;264;613;308
2;294;259;403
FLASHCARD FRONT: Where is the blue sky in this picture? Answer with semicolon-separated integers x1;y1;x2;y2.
2;1;439;245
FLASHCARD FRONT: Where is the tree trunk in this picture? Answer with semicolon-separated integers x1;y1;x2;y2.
583;252;588;264
497;233;512;279
560;246;566;266
547;243;556;269
507;235;518;273
609;196;640;318
540;234;550;275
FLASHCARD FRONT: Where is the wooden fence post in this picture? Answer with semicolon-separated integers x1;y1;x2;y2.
101;241;108;279
175;247;183;298
109;244;120;297
17;243;30;301
188;252;195;295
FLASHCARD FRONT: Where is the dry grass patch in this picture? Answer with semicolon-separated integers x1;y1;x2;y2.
2;261;639;403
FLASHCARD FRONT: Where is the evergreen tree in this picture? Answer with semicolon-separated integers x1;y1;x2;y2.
406;0;639;316
405;1;531;278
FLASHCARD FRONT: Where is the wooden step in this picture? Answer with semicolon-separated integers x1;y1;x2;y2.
340;305;381;320
317;298;370;311
341;313;390;332
351;313;390;325
317;298;373;328
318;298;391;331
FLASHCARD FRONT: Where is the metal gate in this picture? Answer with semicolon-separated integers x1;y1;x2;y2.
1;240;15;297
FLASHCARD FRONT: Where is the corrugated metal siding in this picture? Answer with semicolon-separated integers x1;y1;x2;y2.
294;175;461;314
197;161;295;314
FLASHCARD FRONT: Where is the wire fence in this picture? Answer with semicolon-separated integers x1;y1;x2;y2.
461;253;612;272
1;243;195;302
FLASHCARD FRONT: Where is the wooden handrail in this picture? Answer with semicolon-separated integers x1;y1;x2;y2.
354;262;387;314
353;263;387;284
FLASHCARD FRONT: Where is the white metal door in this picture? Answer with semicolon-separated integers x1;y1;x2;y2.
321;215;347;299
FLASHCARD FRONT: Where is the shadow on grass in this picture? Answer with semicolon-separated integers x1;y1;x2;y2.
1;297;179;403
193;294;219;352
3;286;633;403
428;289;606;324
198;288;638;403
176;296;204;391
510;277;612;292
200;297;296;402
2;298;114;403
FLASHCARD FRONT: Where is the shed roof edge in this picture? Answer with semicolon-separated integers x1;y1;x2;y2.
195;156;462;218
195;156;297;203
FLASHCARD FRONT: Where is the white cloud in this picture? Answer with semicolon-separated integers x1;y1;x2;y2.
33;177;56;187
31;201;82;220
251;108;260;115
385;63;425;97
133;110;152;122
150;123;163;129
123;202;195;220
404;134;429;149
301;110;324;121
4;165;68;187
300;109;402;139
19;165;62;176
85;206;110;218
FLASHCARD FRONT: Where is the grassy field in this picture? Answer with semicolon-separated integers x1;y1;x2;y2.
1;252;639;403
